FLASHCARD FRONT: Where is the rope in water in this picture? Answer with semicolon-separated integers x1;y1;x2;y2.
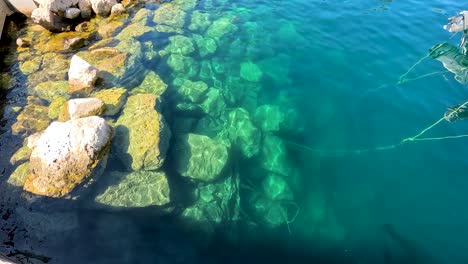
286;100;468;157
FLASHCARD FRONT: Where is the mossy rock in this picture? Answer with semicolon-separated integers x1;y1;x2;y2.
159;35;195;57
153;3;186;29
95;170;170;208
206;17;238;40
254;104;285;132
115;22;152;41
193;34;217;57
34;31;93;53
10;144;31;166
98;19;126;38
12;97;51;136
8;162;30;187
189;11;211;32
261;134;292;177
19;56;42;75
167;54;199;78
93;87;128;116
48;97;68;120
114;93;171;171
33;81;69;102
131;71;167;97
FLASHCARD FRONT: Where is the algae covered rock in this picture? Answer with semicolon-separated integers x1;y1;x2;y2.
153;3;186;29
254;104;285;132
20;57;42;75
10;143;31;166
159;35;195;57
114;93;171;171
115;22;152;41
177;80;208;103
93;87;127;116
240;61;263;82
131;71;168;97
8;162;30;187
95;170;170;208
33;81;69;102
206;17;237;40
182;175;240;231
167;54;199;78
227;108;261;158
24;116;112;197
200;88;226;117
48;97;68;119
175;133;229;182
250;195;289;228
12;97;51;136
189;11;211;32
193;34;217;57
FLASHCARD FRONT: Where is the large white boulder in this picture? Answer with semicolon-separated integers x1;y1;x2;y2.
39;0;79;15
90;0;117;16
23;116;112;197
68;55;99;93
78;0;92;18
31;7;72;32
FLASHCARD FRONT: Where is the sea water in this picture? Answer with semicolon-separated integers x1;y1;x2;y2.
1;0;468;263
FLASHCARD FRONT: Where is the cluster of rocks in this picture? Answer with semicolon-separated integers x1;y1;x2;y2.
31;0;125;32
4;0;306;240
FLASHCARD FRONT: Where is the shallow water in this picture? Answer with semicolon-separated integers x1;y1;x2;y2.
2;0;468;263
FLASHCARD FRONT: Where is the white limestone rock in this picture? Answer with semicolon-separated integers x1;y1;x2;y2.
65;7;81;19
90;0;117;16
68;55;99;92
24;116;112;197
67;98;105;119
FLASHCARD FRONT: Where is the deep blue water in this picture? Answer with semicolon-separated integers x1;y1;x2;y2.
2;0;468;263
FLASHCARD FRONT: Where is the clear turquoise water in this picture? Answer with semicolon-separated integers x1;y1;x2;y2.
2;0;468;263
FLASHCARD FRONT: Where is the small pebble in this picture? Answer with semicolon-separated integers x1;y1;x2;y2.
16;38;30;48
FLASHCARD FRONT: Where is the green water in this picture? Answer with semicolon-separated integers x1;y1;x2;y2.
1;0;468;263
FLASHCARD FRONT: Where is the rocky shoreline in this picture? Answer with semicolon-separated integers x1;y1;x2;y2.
0;0;321;261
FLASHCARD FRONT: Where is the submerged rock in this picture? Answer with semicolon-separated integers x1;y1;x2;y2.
177;80;209;103
200;88;226;117
153;3;186;29
226;108;261;158
33;81;69;102
19;56;42;75
189;11;211;32
95;170;170;208
262;173;293;201
23;116;112;197
12;97;51;136
182;174;240;232
167;54;199;78
68;55;99;94
261;134;292;177
48;97;68;119
93;87;127;116
254;104;285;132
159;35;195;57
8;162;30;187
240;61;263;82
175;133;229;182
206;17;237;40
131;71;168;97
114;94;171;171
